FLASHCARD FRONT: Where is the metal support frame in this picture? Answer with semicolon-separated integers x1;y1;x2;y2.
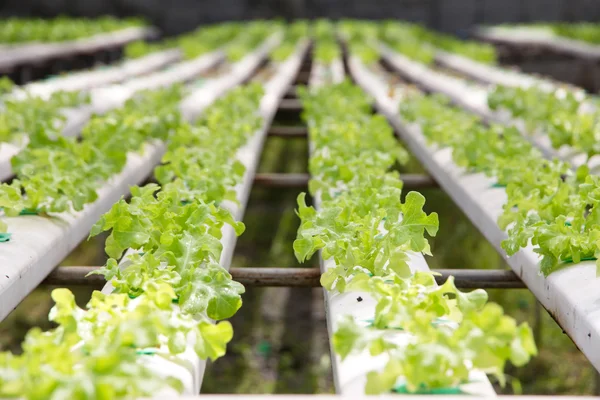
44;266;525;289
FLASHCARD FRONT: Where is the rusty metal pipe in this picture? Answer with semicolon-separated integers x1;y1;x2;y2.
253;173;309;188
253;173;438;190
43;266;524;289
268;126;307;137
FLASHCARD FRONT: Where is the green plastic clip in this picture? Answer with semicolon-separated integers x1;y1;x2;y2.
257;340;272;356
561;256;597;264
392;383;462;395
126;290;179;303
136;348;157;356
0;233;11;242
19;208;39;215
363;318;403;331
491;182;506;188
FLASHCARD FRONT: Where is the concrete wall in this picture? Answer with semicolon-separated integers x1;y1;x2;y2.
1;0;599;36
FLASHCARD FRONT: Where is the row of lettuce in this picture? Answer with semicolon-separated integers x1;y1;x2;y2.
293;45;536;394
0;25;287;398
0;23;246;149
484;85;600;274
126;21;274;62
401;91;600;275
344;21;600;276
339;19;498;65
0;16;146;43
492;22;600;45
0;21;276;165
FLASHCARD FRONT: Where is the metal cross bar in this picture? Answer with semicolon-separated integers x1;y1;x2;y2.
268;126;308;137
401;174;439;189
278;98;303;111
254;173;309;187
435;269;525;289
253;172;439;189
43;266;525;289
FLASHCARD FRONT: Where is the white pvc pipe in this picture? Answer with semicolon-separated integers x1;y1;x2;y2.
0;27;156;71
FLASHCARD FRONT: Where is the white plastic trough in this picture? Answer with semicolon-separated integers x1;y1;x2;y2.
100;40;309;396
0;26;157;72
434;50;542;88
308;58;495;396
0;37;280;323
349;54;600;378
473;26;600;61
